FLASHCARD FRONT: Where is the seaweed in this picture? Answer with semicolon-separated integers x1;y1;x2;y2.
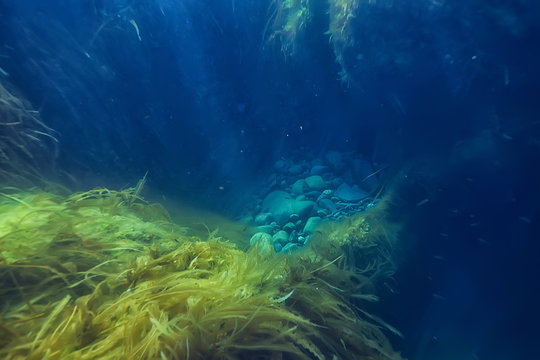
326;0;361;85
267;0;312;56
0;187;404;359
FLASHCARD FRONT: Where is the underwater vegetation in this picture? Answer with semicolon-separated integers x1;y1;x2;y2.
0;82;57;184
327;0;360;85
268;0;312;56
267;0;360;83
0;184;403;359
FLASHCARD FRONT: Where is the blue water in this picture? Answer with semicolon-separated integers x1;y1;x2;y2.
1;0;539;359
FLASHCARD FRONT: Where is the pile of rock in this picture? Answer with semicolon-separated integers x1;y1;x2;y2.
243;151;382;253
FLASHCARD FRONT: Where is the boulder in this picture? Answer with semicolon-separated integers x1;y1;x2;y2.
289;213;300;223
305;175;325;191
262;191;294;225
254;212;274;226
334;183;368;202
282;243;299;253
310;165;328;175
283;222;296;233
261;191;315;225
252;225;274;235
289;164;303;175
293;200;316;219
272;230;289;246
318;198;337;213
303;217;322;235
250;232;272;247
291;179;307;195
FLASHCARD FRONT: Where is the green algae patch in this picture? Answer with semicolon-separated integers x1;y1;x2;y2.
0;187;403;360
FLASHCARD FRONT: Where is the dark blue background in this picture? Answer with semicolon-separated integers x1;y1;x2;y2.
1;0;539;359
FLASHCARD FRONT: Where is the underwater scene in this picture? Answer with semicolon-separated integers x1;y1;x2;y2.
0;0;539;359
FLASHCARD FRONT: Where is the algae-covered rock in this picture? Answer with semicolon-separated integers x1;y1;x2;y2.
303;216;322;235
271;230;289;246
282;243;299;253
250;231;272;247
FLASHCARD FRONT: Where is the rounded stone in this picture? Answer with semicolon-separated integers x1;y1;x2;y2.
318;198;337;213
310;165;328;175
252;225;274;235
305;175;325;191
317;209;328;217
289;164;303;175
291;179;307;195
334;183;368;201
254;212;274;226
282;243;299;253
303;217;322;235
289;213;300;222
283;222;296;233
249;232;272;247
272;230;289;246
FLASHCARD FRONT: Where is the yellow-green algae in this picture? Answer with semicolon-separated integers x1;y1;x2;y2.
268;0;312;56
327;0;361;85
267;0;365;85
0;186;403;359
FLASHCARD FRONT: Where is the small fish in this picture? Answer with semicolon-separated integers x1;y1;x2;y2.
383;282;398;294
432;293;446;301
504;66;509;86
0;67;9;77
502;133;513;140
433;255;445;261
129;19;142;41
275;289;295;303
416;198;430;207
519;216;531;224
470;222;478;227
440;233;449;237
450;209;460;214
477;238;490;245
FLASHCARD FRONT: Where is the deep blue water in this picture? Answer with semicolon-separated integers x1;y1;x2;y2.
1;0;539;359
